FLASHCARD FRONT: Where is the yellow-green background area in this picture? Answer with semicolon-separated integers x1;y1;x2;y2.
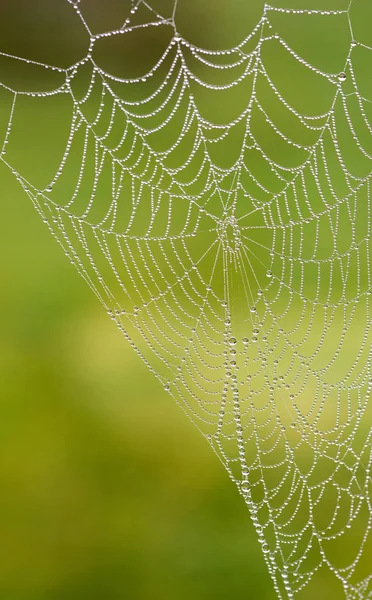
0;166;270;600
0;1;273;598
0;0;371;599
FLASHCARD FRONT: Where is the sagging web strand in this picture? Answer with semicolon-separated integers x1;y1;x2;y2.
1;1;372;598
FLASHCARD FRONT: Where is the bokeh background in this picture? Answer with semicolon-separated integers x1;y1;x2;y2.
0;1;273;598
0;169;271;599
0;0;371;599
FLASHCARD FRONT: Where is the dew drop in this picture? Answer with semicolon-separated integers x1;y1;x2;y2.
266;270;273;278
241;482;250;494
338;71;347;82
242;337;249;345
229;337;237;345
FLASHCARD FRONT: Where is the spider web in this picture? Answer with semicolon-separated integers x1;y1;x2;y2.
1;0;372;597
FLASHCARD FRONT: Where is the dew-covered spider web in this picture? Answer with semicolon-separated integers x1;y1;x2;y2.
1;0;372;597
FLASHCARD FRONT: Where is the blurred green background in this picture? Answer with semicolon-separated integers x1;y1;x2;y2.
0;4;274;598
0;1;371;599
0;168;272;599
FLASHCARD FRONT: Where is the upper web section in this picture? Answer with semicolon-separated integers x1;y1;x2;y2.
1;0;372;597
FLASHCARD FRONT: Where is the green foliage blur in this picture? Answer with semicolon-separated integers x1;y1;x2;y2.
0;167;270;600
0;1;371;599
0;1;274;598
